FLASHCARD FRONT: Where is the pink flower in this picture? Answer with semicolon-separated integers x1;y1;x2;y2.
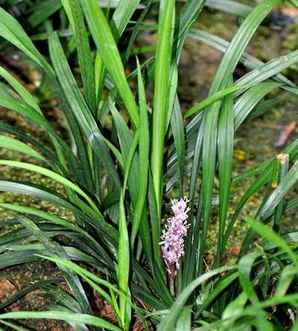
160;198;189;279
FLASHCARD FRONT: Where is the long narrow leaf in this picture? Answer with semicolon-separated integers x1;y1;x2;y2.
151;0;175;214
79;0;139;126
0;312;121;331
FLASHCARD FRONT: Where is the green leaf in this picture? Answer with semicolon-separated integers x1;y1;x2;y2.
48;32;121;189
37;254;120;319
216;76;234;264
275;265;297;296
222;292;248;320
176;0;205;58
206;0;252;17
0;311;121;331
224;167;272;245
209;0;281;94
238;252;261;305
131;61;150;246
175;306;192;331
199;0;281;272
0;180;117;242
198;272;239;314
170;96;186;195
0;320;28;331
185;83;245;118
289;0;298;7
188;29;293;87
0;66;40;112
118;194;131;329
62;0;96;111
48;32;98;139
0;203;112;266
0;136;45;161
0;122;66;171
151;0;175;214
117;132;140;329
260;159;298;219
112;0;141;38
28;0;62;28
186;30;296;118
79;0;139;126
246;218;298;267
109;100;139;200
0;160;98;212
157;266;235;331
0;91;57;139
236;49;298;90
234;82;281;129
0;8;54;76
179;0;205;36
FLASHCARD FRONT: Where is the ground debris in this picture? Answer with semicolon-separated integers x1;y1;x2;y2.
0;279;17;302
275;121;297;148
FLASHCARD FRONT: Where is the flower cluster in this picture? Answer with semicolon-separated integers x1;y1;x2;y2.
160;198;189;279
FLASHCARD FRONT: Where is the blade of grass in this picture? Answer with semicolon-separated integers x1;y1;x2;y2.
188;29;293;87
224;164;273;246
186;29;296;118
112;0;141;38
109;100;139;200
15;217;93;316
206;0;252;17
62;0;96;111
0;160;98;212
0;180;117;243
151;0;175;215
0;88;69;172
259;159;298;220
176;0;205;60
234;82;281;129
198;0;281;273
198;272;239;314
0;8;54;76
0;66;40;112
157;266;235;331
273;154;289;232
0;122;56;162
170;96;186;196
0;203;113;266
49;32;121;190
131;61;150;247
0;320;28;331
0;91;58;140
238;251;262;305
175;306;191;331
118;133;141;329
28;0;62;27
118;194;131;330
0;136;45;161
216;76;234;265
0;312;121;331
246;218;298;267
79;0;139;126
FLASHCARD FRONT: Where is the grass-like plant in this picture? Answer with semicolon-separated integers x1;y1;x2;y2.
0;0;297;330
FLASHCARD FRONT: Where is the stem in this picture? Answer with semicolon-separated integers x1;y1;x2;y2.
170;278;175;296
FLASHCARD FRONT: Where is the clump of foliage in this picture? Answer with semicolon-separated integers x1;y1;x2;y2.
0;0;297;330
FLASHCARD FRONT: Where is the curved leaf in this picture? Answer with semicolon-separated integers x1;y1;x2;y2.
0;311;121;331
0;136;45;161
